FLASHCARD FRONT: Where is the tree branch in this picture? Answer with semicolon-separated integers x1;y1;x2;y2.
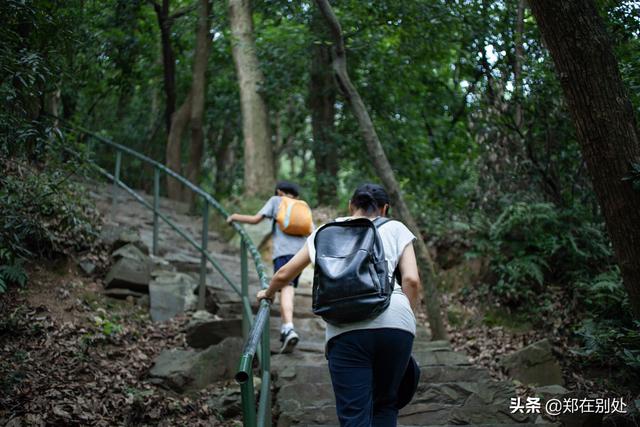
170;3;197;20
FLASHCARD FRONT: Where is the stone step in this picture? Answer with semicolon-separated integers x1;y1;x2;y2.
401;380;529;425
300;424;552;427
413;339;451;351
273;363;491;387
413;348;471;366
274;380;531;427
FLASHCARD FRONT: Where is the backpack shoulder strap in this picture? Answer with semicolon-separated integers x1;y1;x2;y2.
373;217;396;228
372;217;403;285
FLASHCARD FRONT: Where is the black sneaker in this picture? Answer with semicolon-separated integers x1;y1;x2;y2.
279;329;299;354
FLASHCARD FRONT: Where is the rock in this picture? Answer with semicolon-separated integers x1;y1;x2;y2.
554;391;608;427
500;339;564;386
276;382;338;427
148;337;243;392
420;365;491;383
208;385;242;418
111;243;148;263
274;364;331;388
78;259;96;276
534;384;569;401
100;225;149;254
413;349;471;366
149;271;198;322
149;254;175;275
137;294;150;308
559;410;603;427
104;257;151;293
185;311;242;349
229;220;272;250
103;288;145;299
399;380;531;425
164;250;210;273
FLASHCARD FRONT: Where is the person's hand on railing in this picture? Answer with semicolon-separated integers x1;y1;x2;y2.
256;288;274;303
226;213;238;223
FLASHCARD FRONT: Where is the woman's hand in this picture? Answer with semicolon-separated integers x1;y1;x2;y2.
257;289;274;302
226;213;237;224
257;245;311;303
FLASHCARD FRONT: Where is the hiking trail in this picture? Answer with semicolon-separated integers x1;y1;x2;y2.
91;182;552;427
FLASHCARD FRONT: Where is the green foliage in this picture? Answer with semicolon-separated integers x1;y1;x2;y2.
0;156;99;291
622;162;640;191
471;202;612;307
93;316;124;337
0;261;27;294
0;0;81;156
571;268;640;374
574;319;640;373
575;267;631;319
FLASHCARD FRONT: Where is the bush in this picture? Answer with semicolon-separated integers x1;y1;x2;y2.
573;268;640;374
0;155;100;292
470;202;612;308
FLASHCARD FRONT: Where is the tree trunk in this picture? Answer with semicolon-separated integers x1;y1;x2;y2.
164;0;212;203
184;0;213;207
214;125;236;197
513;0;525;129
166;93;192;199
529;0;640;319
228;0;275;197
315;0;447;340
309;10;338;205
152;0;177;135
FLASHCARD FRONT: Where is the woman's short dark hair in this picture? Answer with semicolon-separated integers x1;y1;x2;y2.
350;183;390;215
275;181;300;197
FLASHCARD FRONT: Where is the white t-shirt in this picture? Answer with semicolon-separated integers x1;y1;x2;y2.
306;216;417;343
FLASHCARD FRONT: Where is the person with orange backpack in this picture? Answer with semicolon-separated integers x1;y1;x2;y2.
227;181;313;353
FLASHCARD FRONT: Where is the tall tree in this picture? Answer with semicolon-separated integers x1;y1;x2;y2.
309;10;338;205
166;0;212;201
315;0;447;340
228;0;275;197
529;0;640;319
150;0;178;134
184;0;213;206
513;0;526;130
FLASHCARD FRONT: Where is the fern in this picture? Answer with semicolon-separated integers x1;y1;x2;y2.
473;201;613;309
0;262;27;293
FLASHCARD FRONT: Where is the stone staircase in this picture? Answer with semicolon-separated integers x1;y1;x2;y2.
90;183;548;427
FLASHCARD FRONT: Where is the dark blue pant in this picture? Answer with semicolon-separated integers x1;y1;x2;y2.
327;328;414;427
273;255;300;287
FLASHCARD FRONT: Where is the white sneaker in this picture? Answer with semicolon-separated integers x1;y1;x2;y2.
279;329;299;354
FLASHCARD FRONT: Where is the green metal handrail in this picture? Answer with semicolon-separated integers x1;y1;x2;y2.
59;122;272;427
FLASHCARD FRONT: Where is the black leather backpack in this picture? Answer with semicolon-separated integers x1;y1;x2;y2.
312;217;398;325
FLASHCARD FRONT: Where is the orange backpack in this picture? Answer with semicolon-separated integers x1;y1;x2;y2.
276;196;313;236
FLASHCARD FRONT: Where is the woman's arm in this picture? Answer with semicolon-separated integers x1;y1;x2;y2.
398;243;421;312
227;213;264;224
257;245;311;301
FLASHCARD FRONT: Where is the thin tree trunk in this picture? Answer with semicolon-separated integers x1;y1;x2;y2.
315;0;447;340
529;0;640;319
166;93;192;199
309;10;338;205
152;0;177;135
214;125;236;197
184;0;213;207
513;0;525;129
228;0;275;197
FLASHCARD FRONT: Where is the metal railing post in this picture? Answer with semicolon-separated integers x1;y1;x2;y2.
241;240;250;340
257;315;271;426
198;202;209;311
55;122;274;427
152;167;160;256
111;150;122;217
240;368;257;427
